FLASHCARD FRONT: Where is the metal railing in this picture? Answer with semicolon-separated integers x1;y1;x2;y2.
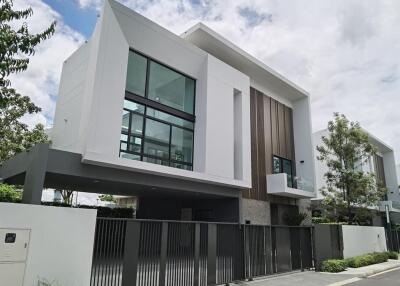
90;218;314;286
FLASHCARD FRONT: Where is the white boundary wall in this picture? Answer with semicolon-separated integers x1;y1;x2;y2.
342;225;387;258
0;203;97;286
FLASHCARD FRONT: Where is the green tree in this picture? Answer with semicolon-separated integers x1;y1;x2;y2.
0;183;22;202
317;113;386;224
0;0;56;164
99;194;116;203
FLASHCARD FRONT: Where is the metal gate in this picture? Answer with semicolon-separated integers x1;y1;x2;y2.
386;229;400;252
90;219;314;286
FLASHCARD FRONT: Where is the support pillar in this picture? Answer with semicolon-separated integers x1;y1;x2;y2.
22;144;49;204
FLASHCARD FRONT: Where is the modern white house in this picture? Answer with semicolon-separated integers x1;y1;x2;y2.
0;0;316;225
313;129;400;224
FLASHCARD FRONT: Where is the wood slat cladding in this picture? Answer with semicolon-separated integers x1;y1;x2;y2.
244;87;296;201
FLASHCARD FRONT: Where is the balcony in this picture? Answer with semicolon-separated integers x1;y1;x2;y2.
379;201;400;213
266;173;315;198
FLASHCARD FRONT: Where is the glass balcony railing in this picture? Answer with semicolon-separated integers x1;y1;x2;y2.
289;176;314;192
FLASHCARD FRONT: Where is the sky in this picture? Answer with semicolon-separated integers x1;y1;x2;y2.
11;0;400;200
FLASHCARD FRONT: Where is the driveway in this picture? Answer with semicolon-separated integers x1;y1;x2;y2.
232;271;358;286
348;268;400;286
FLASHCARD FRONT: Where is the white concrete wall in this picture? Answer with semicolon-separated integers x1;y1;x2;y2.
292;96;316;195
313;130;330;200
383;152;400;202
51;41;91;153
0;203;97;286
342;225;387;258
51;0;252;189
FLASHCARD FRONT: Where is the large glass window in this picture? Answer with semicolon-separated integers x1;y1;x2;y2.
148;61;195;114
273;155;294;188
121;50;195;170
125;50;195;115
119;98;194;170
125;52;147;97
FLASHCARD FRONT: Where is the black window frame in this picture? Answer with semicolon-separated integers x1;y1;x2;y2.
120;49;196;171
272;155;294;188
126;48;196;119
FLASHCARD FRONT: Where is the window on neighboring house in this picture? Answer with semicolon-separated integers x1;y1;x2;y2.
273;155;294;188
120;50;195;171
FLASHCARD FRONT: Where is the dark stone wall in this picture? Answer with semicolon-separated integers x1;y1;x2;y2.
136;197;240;222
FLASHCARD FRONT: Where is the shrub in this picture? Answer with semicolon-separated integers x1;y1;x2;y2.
321;259;347;273
388;251;399;260
322;252;392;272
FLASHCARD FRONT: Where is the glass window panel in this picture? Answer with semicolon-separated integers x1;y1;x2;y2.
128;137;142;153
120;152;140;161
148;61;195;114
171;127;193;164
273;156;281;173
120;133;128;142
143;156;169;167
121;110;130;133
146;107;194;130
120;142;127;151
130;113;143;136
124;100;144;114
125;51;147;96
143;119;170;159
282;159;293;188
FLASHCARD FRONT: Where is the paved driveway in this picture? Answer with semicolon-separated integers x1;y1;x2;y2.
232;271;358;286
349;268;400;286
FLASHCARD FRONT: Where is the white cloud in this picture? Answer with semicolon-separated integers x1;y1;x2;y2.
15;0;400;164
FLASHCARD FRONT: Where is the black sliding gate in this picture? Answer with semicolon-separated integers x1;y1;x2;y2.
386;229;400;252
90;218;314;286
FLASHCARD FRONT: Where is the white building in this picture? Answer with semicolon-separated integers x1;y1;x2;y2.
313;129;400;224
0;0;316;225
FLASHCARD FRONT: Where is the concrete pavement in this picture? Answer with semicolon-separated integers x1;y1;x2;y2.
231;271;359;286
347;267;400;286
233;260;400;286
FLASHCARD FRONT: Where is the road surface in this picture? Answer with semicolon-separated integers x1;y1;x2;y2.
349;268;400;286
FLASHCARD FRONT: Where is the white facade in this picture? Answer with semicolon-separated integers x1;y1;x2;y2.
51;0;314;199
313;129;400;205
0;203;96;286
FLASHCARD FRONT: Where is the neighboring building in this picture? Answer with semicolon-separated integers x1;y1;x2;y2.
313;129;400;225
115;196;137;209
0;0;316;224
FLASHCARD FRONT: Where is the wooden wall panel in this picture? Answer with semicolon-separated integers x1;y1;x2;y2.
256;91;266;201
277;103;286;158
264;96;272;175
246;87;296;201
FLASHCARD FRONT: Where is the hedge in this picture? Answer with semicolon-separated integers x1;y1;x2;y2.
321;251;398;273
321;259;348;273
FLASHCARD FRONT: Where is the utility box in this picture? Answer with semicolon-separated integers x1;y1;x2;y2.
0;228;30;286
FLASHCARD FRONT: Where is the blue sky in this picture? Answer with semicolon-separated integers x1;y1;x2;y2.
43;0;97;38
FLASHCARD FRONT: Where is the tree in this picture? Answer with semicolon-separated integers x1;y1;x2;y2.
317;113;386;224
57;189;74;205
99;194;116;203
0;0;56;164
0;183;22;202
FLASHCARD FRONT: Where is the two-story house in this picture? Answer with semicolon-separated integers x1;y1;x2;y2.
0;0;316;224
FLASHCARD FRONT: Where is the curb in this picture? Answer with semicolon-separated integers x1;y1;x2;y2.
355;264;400;278
327;264;400;286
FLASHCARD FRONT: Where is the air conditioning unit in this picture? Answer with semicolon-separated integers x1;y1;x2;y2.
0;228;30;286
